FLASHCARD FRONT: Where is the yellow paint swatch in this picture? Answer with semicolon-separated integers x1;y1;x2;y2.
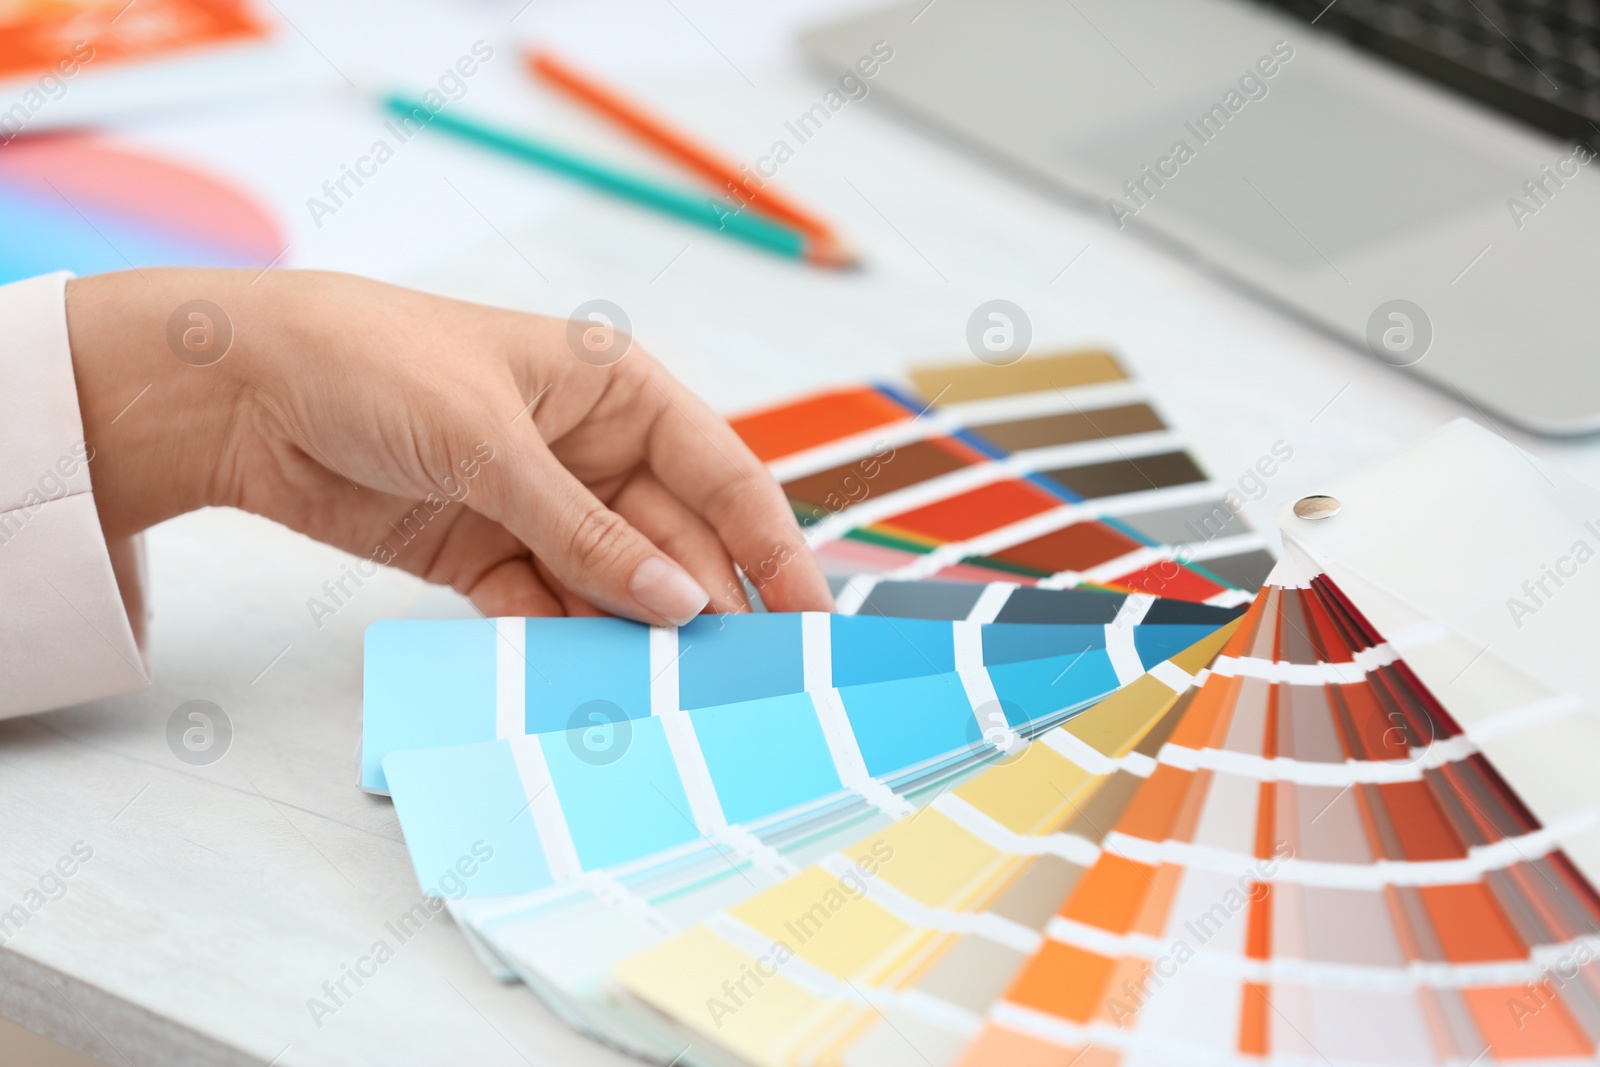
612;926;820;1067
954;741;1096;835
1064;675;1182;756
730;868;916;978
1170;619;1240;676
840;808;1007;909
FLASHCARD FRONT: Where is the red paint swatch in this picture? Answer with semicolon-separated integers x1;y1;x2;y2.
876;480;1059;543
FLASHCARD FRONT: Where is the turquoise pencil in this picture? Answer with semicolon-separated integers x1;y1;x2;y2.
383;94;854;269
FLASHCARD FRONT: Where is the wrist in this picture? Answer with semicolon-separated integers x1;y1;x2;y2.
65;269;250;538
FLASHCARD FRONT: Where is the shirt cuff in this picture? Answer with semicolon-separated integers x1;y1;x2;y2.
0;271;150;717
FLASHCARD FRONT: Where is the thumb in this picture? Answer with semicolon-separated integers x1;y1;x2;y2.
473;436;710;626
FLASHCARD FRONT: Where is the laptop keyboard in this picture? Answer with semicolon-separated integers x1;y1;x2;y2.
1254;0;1600;144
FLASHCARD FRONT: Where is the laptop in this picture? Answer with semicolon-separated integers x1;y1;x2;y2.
803;0;1600;436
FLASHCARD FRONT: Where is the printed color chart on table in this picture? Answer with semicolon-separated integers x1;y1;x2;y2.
615;561;1600;1067
730;351;1275;606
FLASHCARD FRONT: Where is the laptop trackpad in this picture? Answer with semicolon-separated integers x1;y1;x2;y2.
1059;69;1522;267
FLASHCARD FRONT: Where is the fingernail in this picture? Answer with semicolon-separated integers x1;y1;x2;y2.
630;556;710;626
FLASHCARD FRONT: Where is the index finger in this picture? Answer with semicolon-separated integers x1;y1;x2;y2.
641;371;833;614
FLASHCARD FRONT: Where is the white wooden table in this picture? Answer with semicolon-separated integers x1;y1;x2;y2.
6;1;1600;1064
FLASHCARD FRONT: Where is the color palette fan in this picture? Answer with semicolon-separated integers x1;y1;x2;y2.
376;596;1243;1059
613;557;1600;1066
366;355;1287;1057
363;387;1600;1064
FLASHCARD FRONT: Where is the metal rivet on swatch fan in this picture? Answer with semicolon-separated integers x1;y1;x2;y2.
1294;495;1341;520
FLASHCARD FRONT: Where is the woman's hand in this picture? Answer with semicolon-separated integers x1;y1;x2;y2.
64;268;832;625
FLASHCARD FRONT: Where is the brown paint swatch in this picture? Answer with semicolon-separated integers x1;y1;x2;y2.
969;403;1165;452
983;522;1140;575
782;438;972;513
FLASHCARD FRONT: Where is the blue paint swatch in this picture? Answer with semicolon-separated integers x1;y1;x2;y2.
837;673;977;778
988;652;1122;726
690;693;842;824
829;615;955;686
1135;624;1220;669
980;622;1108;665
364;609;1238;793
525;617;651;731
676;614;803;709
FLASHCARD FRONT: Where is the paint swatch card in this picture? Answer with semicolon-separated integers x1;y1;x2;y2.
611;624;1236;1065
1280;419;1600;888
612;564;1600;1065
436;619;1244;1062
730;351;1275;603
956;564;1600;1066
381;603;1238;902
361;593;1244;792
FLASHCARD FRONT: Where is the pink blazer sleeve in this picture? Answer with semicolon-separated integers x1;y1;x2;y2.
0;271;149;717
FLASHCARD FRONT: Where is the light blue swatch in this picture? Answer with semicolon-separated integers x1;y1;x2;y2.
383;740;550;897
837;672;978;778
690;693;842;824
540;723;699;871
365;611;1234;792
363;619;497;792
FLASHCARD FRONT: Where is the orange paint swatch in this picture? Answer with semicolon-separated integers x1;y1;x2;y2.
1004;941;1118;1023
730;386;908;462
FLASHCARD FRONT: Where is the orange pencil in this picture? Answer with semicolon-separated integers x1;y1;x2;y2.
525;48;855;263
